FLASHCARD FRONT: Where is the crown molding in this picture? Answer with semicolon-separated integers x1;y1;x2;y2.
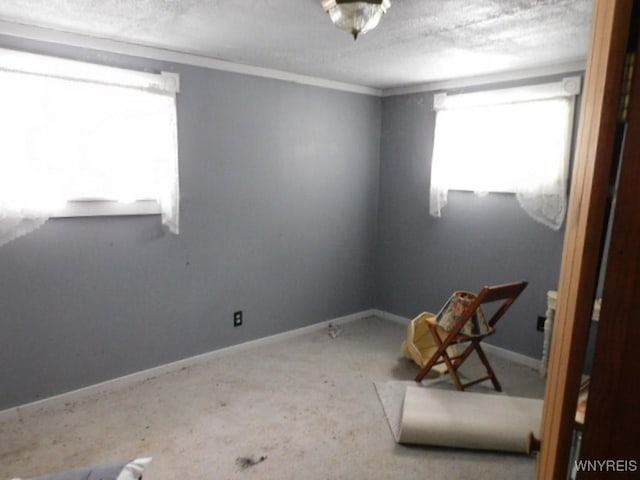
382;60;587;97
0;20;382;97
0;21;587;99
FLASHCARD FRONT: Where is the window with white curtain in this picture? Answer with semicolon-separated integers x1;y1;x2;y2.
0;49;180;246
429;77;580;230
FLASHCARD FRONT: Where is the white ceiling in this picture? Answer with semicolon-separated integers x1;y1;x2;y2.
0;0;594;90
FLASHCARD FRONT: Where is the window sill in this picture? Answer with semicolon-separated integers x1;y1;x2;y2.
51;200;161;218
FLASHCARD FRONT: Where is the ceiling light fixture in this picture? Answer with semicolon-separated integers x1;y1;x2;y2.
322;0;391;40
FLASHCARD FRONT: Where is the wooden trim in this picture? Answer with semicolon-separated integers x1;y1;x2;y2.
536;1;634;479
579;41;640;470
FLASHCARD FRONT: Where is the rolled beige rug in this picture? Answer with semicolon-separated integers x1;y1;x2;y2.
399;387;542;454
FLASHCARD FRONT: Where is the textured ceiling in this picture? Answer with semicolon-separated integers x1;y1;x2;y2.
0;0;594;89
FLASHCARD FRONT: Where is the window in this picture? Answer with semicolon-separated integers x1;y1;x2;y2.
429;77;580;230
0;48;180;245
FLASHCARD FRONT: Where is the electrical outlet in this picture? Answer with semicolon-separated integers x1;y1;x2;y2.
233;310;243;327
537;315;546;332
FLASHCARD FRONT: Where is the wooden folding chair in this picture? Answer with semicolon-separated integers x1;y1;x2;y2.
414;281;528;391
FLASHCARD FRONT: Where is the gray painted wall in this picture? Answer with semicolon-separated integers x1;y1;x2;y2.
375;82;573;358
0;35;581;410
0;37;381;409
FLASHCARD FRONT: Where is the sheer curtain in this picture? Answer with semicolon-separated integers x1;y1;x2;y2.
0;49;180;247
430;77;579;230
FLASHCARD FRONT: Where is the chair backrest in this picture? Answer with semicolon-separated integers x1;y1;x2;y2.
471;281;528;328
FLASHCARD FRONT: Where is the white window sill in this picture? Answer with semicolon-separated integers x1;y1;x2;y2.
51;200;161;218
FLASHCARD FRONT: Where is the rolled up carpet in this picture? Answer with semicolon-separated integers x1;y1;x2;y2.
399;387;542;454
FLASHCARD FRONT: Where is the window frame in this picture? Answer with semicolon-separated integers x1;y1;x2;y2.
428;76;582;229
0;48;180;222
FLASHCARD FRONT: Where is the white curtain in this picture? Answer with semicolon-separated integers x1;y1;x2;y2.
430;79;578;230
0;50;180;247
0;218;47;246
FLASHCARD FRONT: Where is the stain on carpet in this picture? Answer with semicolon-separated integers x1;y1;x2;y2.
236;455;267;470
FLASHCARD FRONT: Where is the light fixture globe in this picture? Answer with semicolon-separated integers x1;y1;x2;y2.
322;0;391;40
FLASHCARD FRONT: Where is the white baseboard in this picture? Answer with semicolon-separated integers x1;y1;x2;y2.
0;309;375;423
481;343;541;370
373;309;412;326
373;309;541;370
0;308;539;422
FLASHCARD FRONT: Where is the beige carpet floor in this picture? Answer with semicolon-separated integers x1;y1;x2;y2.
0;316;546;480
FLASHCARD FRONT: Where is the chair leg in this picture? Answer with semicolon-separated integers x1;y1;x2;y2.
414;347;445;382
415;327;466;390
414;326;450;382
441;350;465;391
452;342;475;368
473;341;502;392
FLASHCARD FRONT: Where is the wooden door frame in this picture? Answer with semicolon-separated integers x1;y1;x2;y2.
537;1;635;479
579;11;640;473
